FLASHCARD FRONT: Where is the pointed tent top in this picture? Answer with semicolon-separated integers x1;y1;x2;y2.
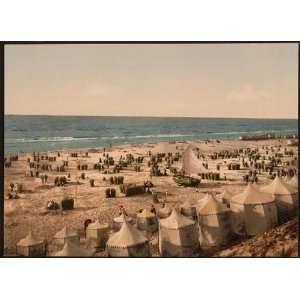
288;175;298;189
159;208;195;229
87;220;109;230
198;193;229;215
17;231;44;247
54;225;78;239
219;189;234;201
113;213;133;224
261;176;297;195
182;144;208;175
232;183;274;205
158;204;172;214
137;208;155;218
54;240;95;257
107;221;148;248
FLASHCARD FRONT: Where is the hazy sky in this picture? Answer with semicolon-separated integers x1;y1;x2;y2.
5;43;298;118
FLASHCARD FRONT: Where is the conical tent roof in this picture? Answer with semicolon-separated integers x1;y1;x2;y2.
198;193;229;215
113;213;133;223
287;176;298;189
107;220;148;248
232;183;274;205
182;145;208;175
219;189;234;201
158;205;172;213
138;208;155;218
261;176;297;195
160;209;195;229
17;231;44;247
87;220;109;230
54;240;94;257
54;226;78;239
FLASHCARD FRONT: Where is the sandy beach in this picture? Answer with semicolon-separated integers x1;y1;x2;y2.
4;138;298;256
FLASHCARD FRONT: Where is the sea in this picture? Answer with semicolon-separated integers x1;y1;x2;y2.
4;115;298;154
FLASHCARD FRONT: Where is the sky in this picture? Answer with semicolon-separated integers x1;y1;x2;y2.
5;43;298;118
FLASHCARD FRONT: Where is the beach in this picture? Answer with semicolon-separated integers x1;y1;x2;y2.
4;138;298;257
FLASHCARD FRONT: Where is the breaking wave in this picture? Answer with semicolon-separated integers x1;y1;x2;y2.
10;137;98;143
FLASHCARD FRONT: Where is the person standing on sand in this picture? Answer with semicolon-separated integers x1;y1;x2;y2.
119;205;128;216
150;205;156;215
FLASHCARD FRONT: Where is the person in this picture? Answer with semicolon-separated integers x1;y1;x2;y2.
119;205;127;216
9;182;14;192
150;205;156;215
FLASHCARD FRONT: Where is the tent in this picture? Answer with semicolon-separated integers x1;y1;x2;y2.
197;193;231;247
106;220;150;257
159;209;199;257
112;213;134;230
261;176;298;217
182;145;208;176
287;175;298;190
53;226;80;247
180;200;197;220
53;240;95;257
231;183;278;236
16;231;46;257
86;220;110;249
217;189;234;207
136;208;158;232
157;204;172;219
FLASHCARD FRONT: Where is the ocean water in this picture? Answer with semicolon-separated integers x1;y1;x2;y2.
4;115;298;154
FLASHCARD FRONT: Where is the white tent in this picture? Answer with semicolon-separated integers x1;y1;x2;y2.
106;220;150;257
182;145;208;176
157;205;172;219
217;189;234;206
86;220;110;248
231;183;278;236
159;209;199;257
287;175;298;190
112;213;134;230
53;240;95;257
136;209;158;232
53;225;80;246
16;231;46;257
180;200;197;220
261;176;298;217
197;193;231;247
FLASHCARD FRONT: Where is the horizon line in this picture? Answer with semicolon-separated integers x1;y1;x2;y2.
4;113;298;120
